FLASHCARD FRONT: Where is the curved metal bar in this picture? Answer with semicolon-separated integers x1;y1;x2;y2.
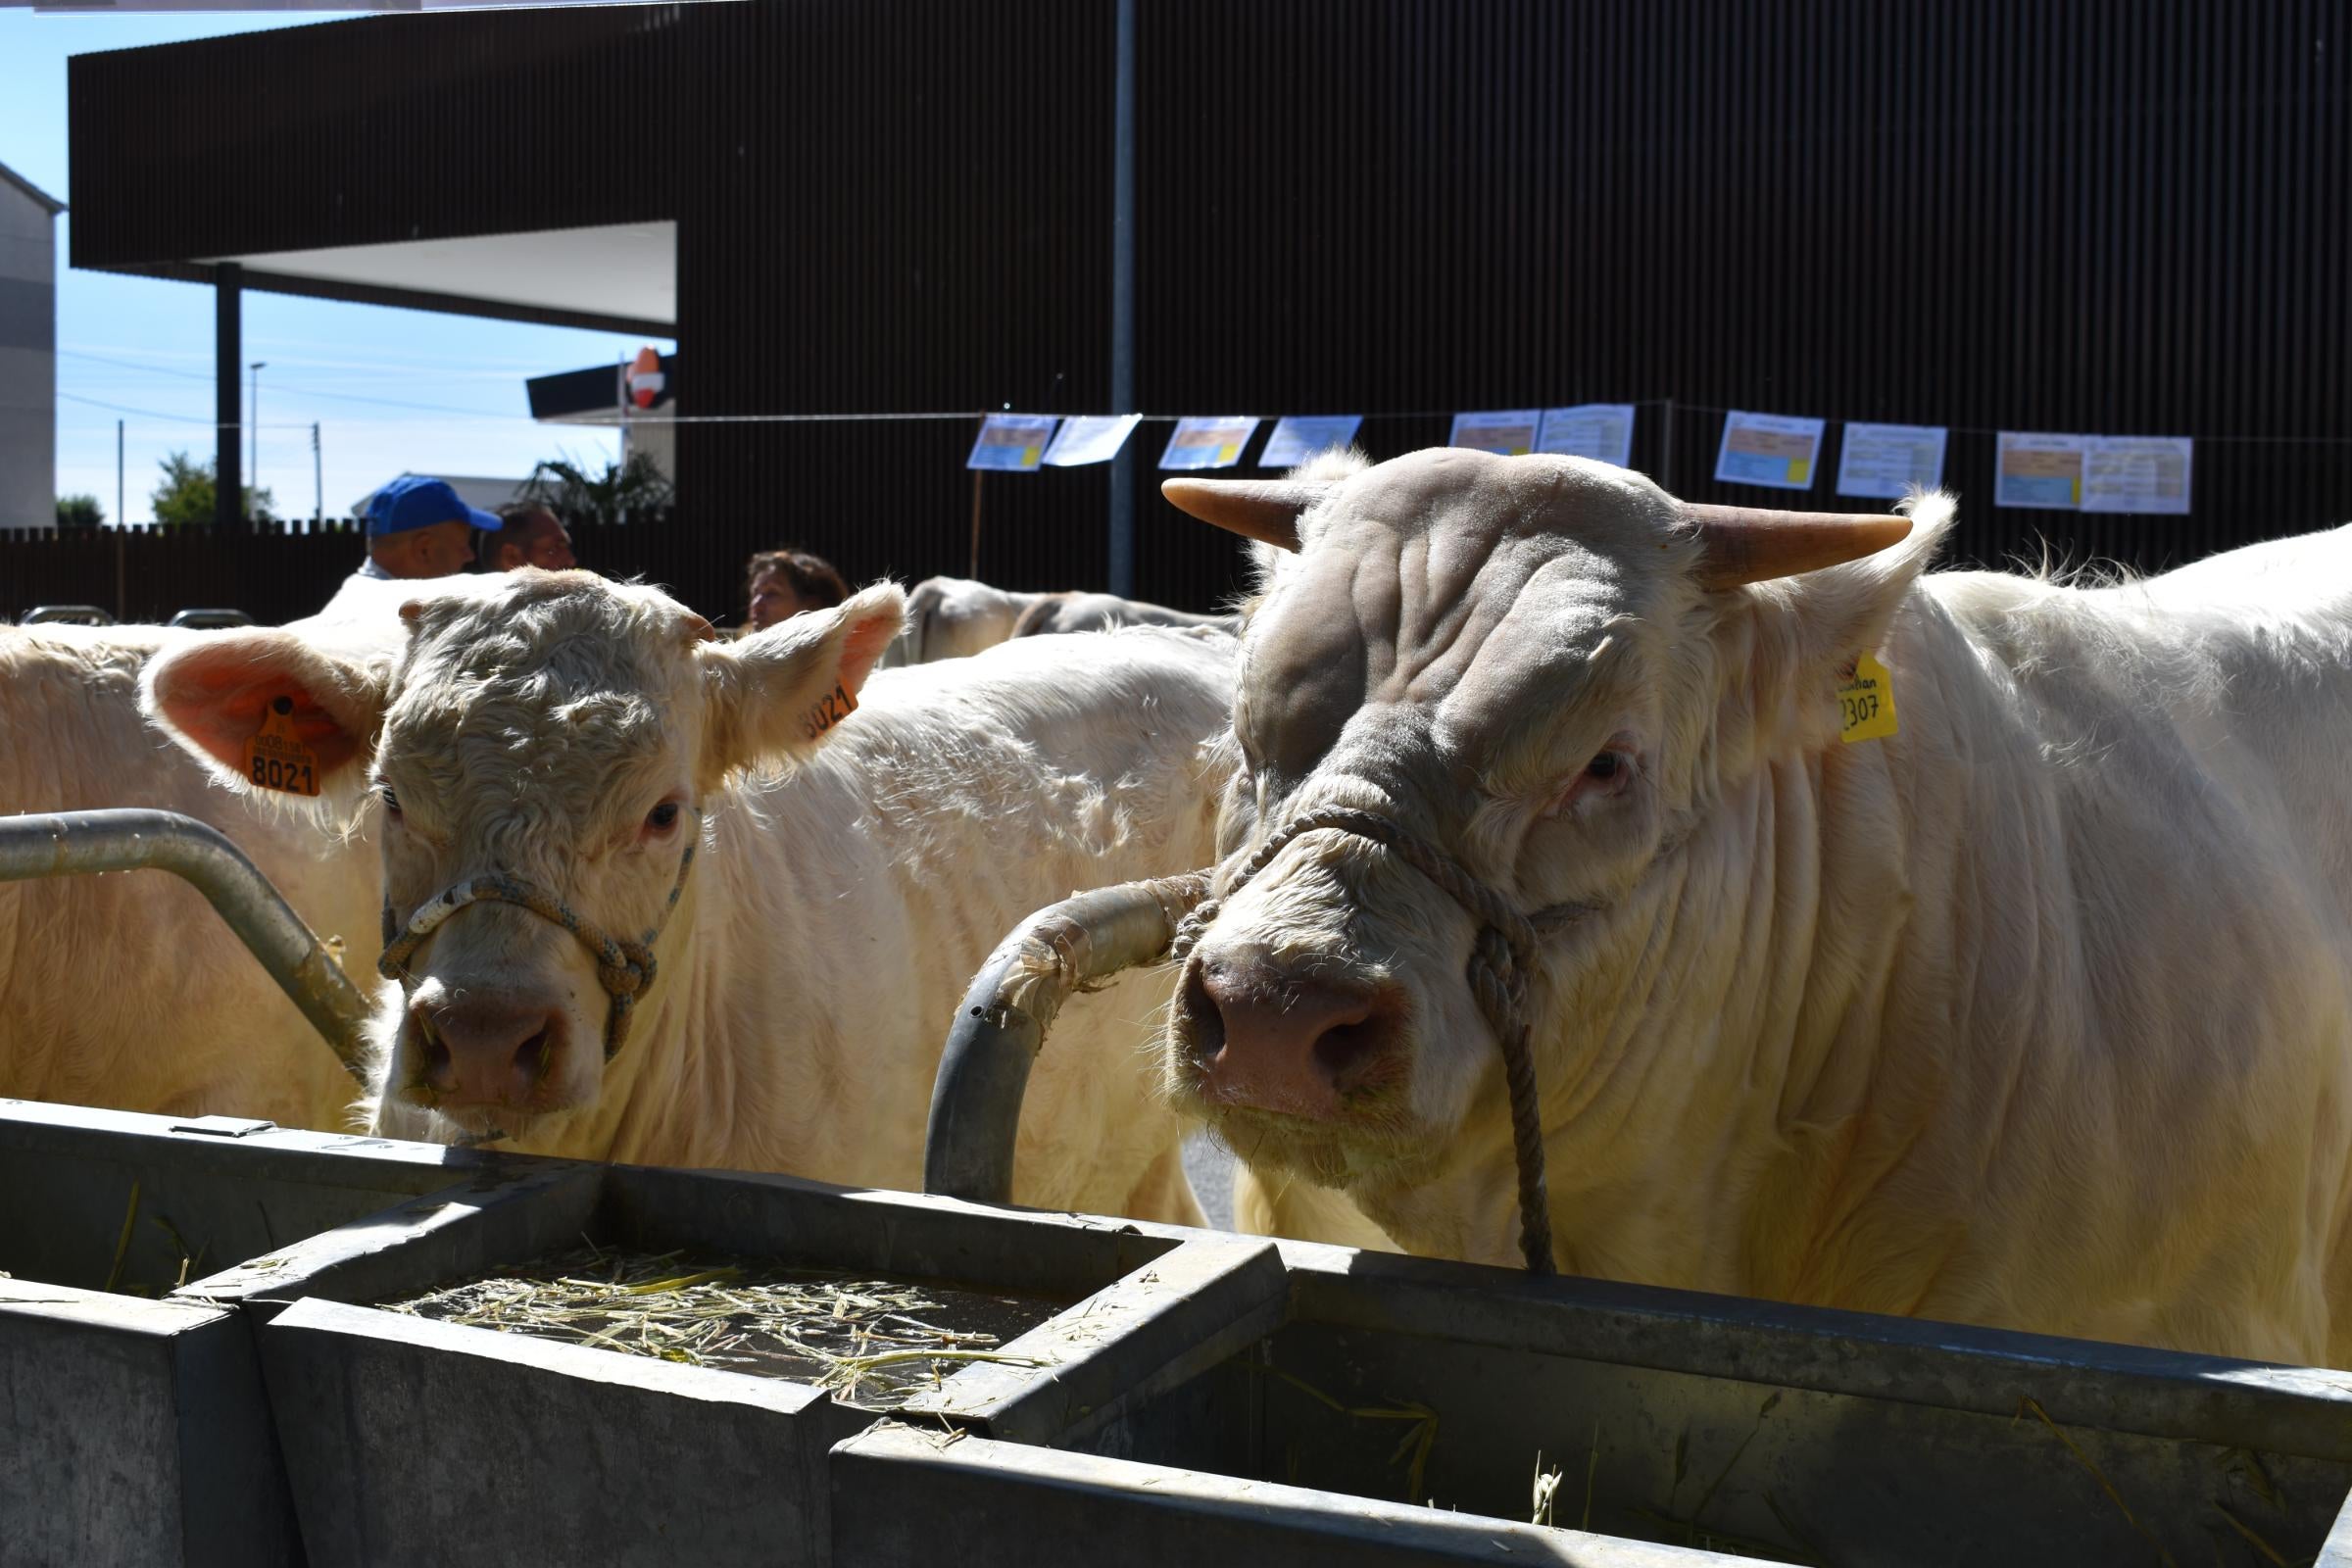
0;808;373;1081
19;606;116;626
923;872;1208;1205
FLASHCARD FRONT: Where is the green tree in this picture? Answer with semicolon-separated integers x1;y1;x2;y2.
55;494;104;531
150;450;275;527
520;450;673;527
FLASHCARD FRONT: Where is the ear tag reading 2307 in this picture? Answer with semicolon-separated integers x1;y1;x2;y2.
1838;653;1899;744
244;694;321;796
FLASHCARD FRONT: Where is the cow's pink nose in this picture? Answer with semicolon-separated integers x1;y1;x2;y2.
1181;956;1402;1119
414;997;569;1108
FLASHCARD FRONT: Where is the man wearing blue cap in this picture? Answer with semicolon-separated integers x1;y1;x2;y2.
358;475;503;581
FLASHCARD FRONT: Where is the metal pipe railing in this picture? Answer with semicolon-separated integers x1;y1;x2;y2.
0;809;372;1081
923;872;1207;1205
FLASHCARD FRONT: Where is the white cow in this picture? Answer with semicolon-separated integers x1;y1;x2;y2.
142;573;1232;1223
886;575;1236;664
1156;445;2352;1363
0;622;386;1129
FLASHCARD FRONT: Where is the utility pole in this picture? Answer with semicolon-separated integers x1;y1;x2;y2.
249;361;267;514
1106;0;1138;598
215;264;242;530
312;422;323;527
116;419;123;529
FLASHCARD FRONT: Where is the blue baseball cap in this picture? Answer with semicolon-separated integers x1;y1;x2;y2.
366;475;504;537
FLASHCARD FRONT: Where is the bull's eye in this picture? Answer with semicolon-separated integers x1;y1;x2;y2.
645;802;682;833
1585;753;1621;781
378;787;402;818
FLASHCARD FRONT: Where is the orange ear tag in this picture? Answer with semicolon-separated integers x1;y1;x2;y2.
800;681;859;742
243;695;323;796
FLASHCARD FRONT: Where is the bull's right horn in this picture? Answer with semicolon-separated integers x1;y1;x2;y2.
1160;479;1328;552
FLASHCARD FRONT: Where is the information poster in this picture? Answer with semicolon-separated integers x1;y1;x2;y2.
1995;432;2088;510
966;414;1059;473
1041;414;1143;466
1714;411;1827;490
1258;415;1366;468
2082;436;2193;514
1160;416;1260;470
1447;409;1543;457
1535;404;1637;467
1836;421;1949;499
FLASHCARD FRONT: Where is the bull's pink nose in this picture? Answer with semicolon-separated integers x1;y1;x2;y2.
415;997;568;1108
1181;957;1400;1119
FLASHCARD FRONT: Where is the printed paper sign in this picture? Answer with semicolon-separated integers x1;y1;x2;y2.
967;414;1059;473
1258;415;1366;469
1447;410;1543;457
2082;436;2193;514
1160;416;1260;470
1041;414;1142;467
1995;432;2088;510
1536;405;1637;467
1837;422;1949;500
1715;411;1827;490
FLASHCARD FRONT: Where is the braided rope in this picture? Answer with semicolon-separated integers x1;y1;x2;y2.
1169;804;1572;1275
378;814;702;1063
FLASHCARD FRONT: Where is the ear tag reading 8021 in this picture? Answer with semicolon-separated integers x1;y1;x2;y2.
1837;652;1899;744
800;681;858;742
244;694;321;796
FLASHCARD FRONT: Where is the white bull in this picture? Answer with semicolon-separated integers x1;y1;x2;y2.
1157;446;2352;1363
0;621;387;1129
142;574;1231;1223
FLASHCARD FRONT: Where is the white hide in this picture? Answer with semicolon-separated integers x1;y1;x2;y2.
0;620;388;1128
1169;446;2352;1363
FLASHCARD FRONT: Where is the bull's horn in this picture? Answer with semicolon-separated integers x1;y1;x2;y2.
1160;479;1327;552
1684;504;1913;588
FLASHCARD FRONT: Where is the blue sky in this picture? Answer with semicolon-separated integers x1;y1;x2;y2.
2;10;675;523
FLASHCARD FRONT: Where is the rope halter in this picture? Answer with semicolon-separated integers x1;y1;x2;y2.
1170;803;1599;1275
377;809;703;1063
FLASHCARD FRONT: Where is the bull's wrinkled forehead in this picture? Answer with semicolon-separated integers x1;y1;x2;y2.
378;572;701;826
1240;449;1688;783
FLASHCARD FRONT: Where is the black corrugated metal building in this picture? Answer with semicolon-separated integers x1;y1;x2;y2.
66;1;2352;618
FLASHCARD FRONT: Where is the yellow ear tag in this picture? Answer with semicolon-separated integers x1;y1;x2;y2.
244;695;322;796
1838;652;1899;744
800;681;858;742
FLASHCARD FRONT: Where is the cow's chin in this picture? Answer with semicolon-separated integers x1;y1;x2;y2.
1188;1100;1445;1196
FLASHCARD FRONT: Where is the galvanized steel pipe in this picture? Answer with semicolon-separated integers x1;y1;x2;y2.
924;872;1208;1205
0;808;372;1081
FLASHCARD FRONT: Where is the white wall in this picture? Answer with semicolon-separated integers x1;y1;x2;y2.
0;182;56;531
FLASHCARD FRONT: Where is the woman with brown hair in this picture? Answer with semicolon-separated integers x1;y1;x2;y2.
744;547;850;630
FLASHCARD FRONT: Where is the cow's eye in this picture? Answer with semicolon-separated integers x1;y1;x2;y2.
378;787;402;817
1585;753;1621;780
645;802;682;833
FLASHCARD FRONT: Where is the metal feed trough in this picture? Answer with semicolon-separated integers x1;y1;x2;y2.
0;1101;508;1565
188;1157;1285;1567
840;1239;2352;1565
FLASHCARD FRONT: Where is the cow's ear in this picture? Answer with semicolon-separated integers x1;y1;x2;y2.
1713;493;1955;742
142;630;391;803
698;582;906;778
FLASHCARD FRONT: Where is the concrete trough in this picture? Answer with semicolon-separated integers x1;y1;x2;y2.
0;1100;501;1566
203;1159;1285;1567
836;1242;2352;1567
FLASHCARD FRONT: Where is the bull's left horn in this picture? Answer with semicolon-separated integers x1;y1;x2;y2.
1160;479;1328;552
1684;504;1913;588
